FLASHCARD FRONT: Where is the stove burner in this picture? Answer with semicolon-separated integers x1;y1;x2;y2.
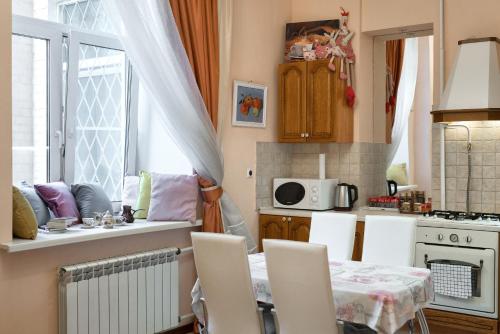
425;210;500;222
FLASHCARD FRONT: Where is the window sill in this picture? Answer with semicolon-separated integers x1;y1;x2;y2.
0;219;202;253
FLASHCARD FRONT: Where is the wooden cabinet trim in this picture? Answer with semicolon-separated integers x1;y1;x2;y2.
423;309;498;334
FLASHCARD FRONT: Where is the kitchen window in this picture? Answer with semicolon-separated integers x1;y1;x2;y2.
12;0;137;201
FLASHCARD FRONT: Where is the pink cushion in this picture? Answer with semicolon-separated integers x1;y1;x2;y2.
148;173;198;222
35;182;80;219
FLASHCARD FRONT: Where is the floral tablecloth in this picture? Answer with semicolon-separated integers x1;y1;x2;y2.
248;253;434;334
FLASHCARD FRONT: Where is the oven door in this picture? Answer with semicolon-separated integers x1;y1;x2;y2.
415;243;496;317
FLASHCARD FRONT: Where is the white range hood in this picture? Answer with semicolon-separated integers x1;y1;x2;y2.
432;37;500;122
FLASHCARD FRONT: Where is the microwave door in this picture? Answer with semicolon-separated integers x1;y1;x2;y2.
274;182;306;207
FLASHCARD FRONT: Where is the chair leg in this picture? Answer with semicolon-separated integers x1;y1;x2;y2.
271;308;280;334
257;307;266;334
200;298;209;334
416;309;430;334
407;319;415;334
336;320;345;334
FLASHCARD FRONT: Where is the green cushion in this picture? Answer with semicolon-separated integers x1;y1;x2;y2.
12;186;38;239
135;171;151;219
386;163;409;185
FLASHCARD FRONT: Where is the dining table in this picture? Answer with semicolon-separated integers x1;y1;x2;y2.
248;253;434;334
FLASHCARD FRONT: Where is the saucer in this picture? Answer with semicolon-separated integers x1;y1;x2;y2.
81;225;95;229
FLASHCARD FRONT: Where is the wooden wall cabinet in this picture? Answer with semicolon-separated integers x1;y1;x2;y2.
258;214;363;260
278;59;353;143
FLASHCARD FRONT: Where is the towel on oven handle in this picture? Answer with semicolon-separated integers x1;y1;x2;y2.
430;262;472;299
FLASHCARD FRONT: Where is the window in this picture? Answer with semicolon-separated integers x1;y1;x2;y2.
66;33;127;201
12;0;136;201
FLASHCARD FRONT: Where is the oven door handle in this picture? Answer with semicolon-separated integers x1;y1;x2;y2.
424;254;483;270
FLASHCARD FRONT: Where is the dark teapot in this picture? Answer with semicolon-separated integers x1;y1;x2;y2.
121;205;143;224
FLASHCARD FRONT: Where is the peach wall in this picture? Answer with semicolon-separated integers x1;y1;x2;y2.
0;227;200;333
221;0;292;242
361;0;438;34
0;0;12;243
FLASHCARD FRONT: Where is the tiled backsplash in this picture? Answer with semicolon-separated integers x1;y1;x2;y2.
256;142;389;209
432;121;500;212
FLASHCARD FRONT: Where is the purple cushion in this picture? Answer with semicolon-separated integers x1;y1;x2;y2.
148;173;198;222
35;182;80;219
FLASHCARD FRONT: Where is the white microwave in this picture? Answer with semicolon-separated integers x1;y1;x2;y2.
273;178;338;210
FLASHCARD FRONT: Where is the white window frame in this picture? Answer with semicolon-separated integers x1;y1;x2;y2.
13;15;64;182
64;31;125;188
12;14;138;195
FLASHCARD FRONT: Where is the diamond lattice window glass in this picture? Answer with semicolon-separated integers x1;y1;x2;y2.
74;44;125;200
58;0;114;34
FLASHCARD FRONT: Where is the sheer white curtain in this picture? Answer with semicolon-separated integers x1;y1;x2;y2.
388;37;419;167
101;0;255;244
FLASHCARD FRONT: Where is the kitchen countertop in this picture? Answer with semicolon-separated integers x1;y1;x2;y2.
259;207;500;232
259;206;418;221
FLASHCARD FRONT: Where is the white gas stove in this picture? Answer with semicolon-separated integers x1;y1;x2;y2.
418;210;500;229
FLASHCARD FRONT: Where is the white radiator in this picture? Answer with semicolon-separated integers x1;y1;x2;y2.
59;247;180;334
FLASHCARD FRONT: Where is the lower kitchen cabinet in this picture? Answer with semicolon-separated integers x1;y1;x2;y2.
258;214;309;250
288;217;311;242
421;309;498;334
258;215;289;248
258;214;364;260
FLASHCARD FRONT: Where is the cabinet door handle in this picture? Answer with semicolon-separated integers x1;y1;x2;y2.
281;217;286;222
305;132;310;138
300;133;305;138
287;217;292;222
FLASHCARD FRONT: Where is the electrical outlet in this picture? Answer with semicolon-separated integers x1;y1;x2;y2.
246;168;253;178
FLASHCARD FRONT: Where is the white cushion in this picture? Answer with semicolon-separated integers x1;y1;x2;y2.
122;175;140;207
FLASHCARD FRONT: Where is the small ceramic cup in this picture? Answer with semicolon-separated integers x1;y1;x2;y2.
82;218;95;227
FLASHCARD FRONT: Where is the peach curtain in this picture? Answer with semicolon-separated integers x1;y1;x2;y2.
386;39;405;144
169;0;224;236
198;176;224;233
169;0;220;127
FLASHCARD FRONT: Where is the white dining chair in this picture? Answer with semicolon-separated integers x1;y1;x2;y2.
191;232;264;334
310;212;357;261
263;239;340;334
361;215;420;333
361;215;417;266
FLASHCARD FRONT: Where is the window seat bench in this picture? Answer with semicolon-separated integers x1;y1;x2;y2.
1;219;202;253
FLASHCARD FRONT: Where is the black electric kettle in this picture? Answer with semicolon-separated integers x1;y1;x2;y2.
333;183;358;211
387;180;398;196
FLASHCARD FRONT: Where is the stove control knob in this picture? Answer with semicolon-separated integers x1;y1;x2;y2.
311;196;318;203
450;233;459;243
437;234;444;241
466;236;473;243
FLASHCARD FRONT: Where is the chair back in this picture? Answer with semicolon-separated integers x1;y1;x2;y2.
191;232;261;334
310;212;357;261
263;239;338;334
361;215;417;266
